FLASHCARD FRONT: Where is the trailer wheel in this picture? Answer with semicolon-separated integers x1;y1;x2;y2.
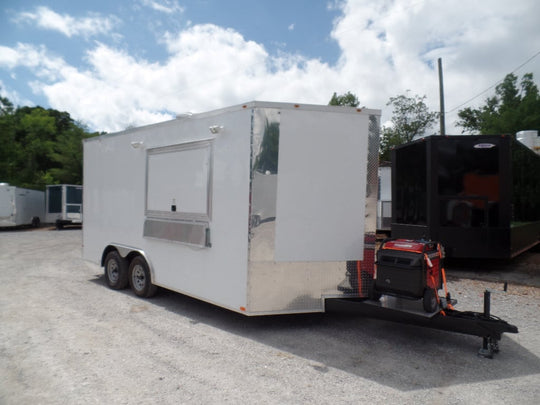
423;288;438;313
129;256;157;298
104;251;129;290
31;217;40;228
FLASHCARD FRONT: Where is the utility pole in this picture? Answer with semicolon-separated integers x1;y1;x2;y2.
438;58;446;136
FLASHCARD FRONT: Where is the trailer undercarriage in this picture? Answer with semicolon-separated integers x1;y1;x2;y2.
325;289;518;358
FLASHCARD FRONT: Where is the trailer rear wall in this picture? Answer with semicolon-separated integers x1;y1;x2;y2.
0;184;44;227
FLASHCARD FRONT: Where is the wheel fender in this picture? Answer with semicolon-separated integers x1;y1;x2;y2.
101;243;156;285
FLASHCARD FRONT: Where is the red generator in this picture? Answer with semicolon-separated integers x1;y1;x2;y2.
371;239;444;312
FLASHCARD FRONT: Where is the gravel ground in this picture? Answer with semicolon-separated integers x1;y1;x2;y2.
1;228;539;404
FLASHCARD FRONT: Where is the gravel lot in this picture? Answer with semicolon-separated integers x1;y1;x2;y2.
1;228;539;404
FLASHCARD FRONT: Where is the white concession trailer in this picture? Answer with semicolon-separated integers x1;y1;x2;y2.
46;184;83;229
83;101;381;315
0;183;45;227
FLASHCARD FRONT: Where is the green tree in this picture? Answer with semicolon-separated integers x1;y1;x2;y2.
0;93;14;115
457;73;540;134
379;93;438;161
0;95;98;189
16;107;57;188
47;125;90;184
329;91;360;107
0;95;16;182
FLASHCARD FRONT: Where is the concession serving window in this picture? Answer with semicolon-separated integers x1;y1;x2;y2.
144;140;213;247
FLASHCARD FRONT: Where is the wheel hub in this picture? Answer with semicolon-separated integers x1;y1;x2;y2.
107;261;119;282
132;265;146;290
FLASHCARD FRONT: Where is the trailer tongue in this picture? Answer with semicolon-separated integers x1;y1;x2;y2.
326;290;518;358
331;239;518;358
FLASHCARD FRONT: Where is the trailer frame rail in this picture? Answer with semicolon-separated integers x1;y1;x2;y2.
325;289;518;358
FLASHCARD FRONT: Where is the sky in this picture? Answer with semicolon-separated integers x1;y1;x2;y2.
1;0;540;134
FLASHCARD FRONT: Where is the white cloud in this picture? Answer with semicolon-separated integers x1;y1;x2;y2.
0;46;21;69
0;79;27;107
288;23;295;31
31;24;339;131
0;43;67;81
140;0;184;14
3;0;540;134
15;6;119;38
329;0;540;133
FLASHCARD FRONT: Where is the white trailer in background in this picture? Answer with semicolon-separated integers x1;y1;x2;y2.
517;130;540;155
46;184;83;229
0;183;45;227
377;164;392;232
83;101;381;315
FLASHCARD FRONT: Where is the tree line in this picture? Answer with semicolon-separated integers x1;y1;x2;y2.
1;72;538;190
330;72;540;161
0;95;101;190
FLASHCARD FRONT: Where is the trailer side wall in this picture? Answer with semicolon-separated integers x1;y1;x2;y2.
83;109;252;312
0;185;44;227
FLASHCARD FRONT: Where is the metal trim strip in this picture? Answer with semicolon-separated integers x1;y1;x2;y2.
143;219;209;248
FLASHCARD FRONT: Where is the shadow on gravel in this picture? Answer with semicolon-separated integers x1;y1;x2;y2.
47;225;83;231
445;249;540;288
0;225;82;232
90;274;540;392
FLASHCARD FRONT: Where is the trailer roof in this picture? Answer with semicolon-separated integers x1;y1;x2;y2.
392;134;514;150
84;101;381;143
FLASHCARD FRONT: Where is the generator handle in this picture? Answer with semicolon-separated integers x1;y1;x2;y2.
379;237;396;250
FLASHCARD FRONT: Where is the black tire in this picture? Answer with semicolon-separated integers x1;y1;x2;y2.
369;285;382;301
56;220;64;230
104;251;129;290
129;256;157;298
423;288;438;313
368;277;382;301
31;217;40;228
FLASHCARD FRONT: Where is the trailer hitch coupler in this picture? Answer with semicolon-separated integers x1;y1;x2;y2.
479;289;494;358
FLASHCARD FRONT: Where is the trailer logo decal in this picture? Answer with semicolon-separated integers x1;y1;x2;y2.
473;143;496;149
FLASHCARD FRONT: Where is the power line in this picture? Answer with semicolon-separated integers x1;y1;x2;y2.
447;49;540;113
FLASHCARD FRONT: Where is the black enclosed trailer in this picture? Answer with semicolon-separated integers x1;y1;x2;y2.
391;135;540;259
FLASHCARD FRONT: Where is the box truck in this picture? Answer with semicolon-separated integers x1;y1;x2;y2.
83;102;381;315
0;183;45;227
391;134;540;258
46;184;83;229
